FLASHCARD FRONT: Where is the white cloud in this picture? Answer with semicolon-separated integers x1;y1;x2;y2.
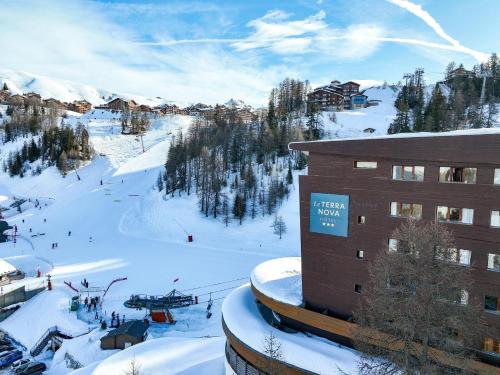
0;0;287;106
232;10;328;53
386;0;488;62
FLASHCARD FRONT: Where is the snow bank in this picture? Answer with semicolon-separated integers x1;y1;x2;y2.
0;289;88;349
222;284;359;374
250;257;302;306
72;337;225;375
292;126;500;148
50;329;117;373
0;258;16;275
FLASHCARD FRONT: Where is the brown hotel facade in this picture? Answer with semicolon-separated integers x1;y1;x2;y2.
222;131;500;375
290;132;500;360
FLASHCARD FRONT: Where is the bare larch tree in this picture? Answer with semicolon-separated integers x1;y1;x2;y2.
354;220;484;375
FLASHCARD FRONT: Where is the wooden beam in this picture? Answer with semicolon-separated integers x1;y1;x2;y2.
251;284;498;374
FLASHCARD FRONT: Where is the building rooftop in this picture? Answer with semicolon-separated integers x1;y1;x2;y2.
222;284;360;374
250;257;302;306
289;128;500;164
101;320;148;339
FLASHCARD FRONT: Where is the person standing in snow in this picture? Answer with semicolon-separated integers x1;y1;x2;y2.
84;297;88;307
68;231;71;236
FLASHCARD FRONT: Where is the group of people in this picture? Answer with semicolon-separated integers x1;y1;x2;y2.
110;311;125;328
51;242;59;249
84;296;99;312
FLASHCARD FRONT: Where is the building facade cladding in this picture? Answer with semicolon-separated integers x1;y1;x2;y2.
290;133;500;352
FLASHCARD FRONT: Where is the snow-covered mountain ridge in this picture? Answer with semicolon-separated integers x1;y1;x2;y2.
0;69;173;107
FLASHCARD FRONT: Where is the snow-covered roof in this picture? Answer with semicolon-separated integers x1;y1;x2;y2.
290;127;500;149
222;284;359;374
0;258;16;276
250;257;302;306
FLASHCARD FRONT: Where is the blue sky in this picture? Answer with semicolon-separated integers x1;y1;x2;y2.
1;0;498;105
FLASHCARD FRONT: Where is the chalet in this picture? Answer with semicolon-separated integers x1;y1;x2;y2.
339;81;360;96
448;65;475;80
307;86;344;111
185;103;213;117
0;90;10;103
8;94;25;106
107;98;137;111
68;100;92;114
25;92;42;105
138;104;152;113
44;98;66;110
308;80;365;111
237;109;255;124
153;104;180;116
100;320;148;350
350;93;368;109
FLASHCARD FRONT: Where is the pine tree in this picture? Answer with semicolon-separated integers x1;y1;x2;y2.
305;105;322;140
286;160;293;185
57;151;68;176
222;193;230;227
156;171;164;191
2;83;8;91
424;85;449;132
233;194;246;225
485;101;498;128
267;99;278;136
295;152;307;170
388;101;411;134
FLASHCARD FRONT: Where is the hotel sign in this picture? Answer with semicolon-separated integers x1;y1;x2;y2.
310;193;349;237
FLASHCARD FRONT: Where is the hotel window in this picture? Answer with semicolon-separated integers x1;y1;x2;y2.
458;290;469;305
354;161;377;169
495;169;500;184
390;202;423;219
440;248;471;266
483;337;500;354
485;295;498;313
388;239;398;252
491;211;500;227
436;206;474;224
355;284;362;294
438;167;477;184
487;253;500;271
458;249;471;266
392;165;424;181
356;250;364;260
